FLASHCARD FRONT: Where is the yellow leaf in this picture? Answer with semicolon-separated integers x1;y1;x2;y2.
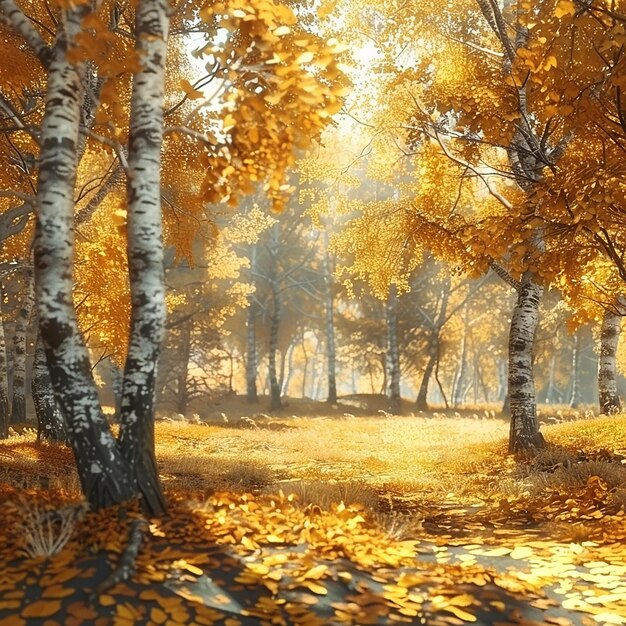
555;0;576;18
443;605;477;622
21;600;62;618
303;581;327;595
509;546;534;559
180;79;204;101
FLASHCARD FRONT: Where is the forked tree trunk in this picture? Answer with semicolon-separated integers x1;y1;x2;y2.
416;279;450;410
323;233;337;404
416;350;436;411
598;308;621;415
246;243;258;403
508;273;545;453
33;6;137;508
386;284;401;414
117;0;170;516
33;332;66;443
11;268;34;423
0;286;8;438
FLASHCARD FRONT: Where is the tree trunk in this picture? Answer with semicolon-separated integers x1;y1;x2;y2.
33;332;66;443
267;226;282;411
11;268;34;423
545;352;558;404
323;233;338;404
176;320;191;415
569;332;582;408
416;278;450;411
508;273;545;453
386;284;401;414
0;284;9;438
33;6;137;509
110;358;123;419
246;243;258;403
281;341;295;396
598;308;621;415
117;0;170;517
416;350;436;411
453;331;469;407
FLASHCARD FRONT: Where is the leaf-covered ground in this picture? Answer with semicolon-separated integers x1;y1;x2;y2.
0;407;625;625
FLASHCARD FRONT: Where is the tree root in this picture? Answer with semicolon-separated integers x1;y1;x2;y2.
90;517;148;604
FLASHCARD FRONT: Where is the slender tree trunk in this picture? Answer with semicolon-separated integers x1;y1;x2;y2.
508;273;545;453
569;332;582;408
416;278;450;410
246;243;258;403
386;284;401;414
33;6;137;509
11;268;34;423
281;341;295;396
498;357;507;402
453;331;469;407
0;285;9;438
176;321;191;415
117;0;170;516
323;234;338;404
416;350;436;411
267;226;282;411
301;333;309;398
33;332;66;443
598;309;621;415
545;353;557;404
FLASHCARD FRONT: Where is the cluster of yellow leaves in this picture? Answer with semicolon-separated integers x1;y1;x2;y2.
193;0;349;211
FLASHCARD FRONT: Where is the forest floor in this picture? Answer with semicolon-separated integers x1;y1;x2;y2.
0;398;625;625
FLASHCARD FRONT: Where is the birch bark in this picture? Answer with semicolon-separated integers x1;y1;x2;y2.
31;5;136;507
598;308;621;415
508;272;545;452
33;331;66;442
0;285;8;438
10;268;34;423
117;0;170;516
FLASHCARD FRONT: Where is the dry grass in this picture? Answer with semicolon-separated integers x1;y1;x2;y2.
2;408;626;521
12;497;86;558
154;414;509;503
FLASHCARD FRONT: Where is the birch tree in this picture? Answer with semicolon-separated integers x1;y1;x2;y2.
0;0;345;512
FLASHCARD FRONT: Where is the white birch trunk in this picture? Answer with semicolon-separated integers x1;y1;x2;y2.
32;5;136;507
0;284;8;438
569;332;581;408
323;233;338;404
246;243;258;403
386;283;401;414
508;273;545;452
117;0;170;516
598;309;621;415
10;268;34;423
33;331;66;442
267;225;282;411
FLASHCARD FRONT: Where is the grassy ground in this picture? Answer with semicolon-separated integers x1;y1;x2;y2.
1;403;626;625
